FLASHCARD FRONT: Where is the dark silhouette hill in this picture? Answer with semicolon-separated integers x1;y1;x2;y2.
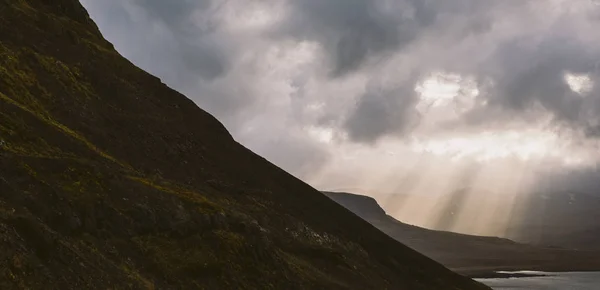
382;188;600;251
0;0;489;289
324;191;600;276
370;188;600;251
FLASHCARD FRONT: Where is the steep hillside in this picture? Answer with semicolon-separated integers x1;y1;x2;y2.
324;191;600;276
0;0;489;289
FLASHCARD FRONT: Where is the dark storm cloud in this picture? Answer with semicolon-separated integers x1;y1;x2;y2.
132;0;228;81
470;28;600;136
278;0;499;77
179;42;227;80
280;0;414;76
344;83;420;143
273;0;504;142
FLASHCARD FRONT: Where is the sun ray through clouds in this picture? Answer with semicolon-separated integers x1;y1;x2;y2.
365;70;600;237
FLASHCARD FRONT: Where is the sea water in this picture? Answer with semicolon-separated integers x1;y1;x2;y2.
476;271;600;290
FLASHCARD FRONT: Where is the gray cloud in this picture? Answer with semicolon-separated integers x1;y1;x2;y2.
134;0;198;27
344;83;420;143
133;0;228;81
132;0;219;36
282;0;498;77
466;25;600;136
179;42;227;80
82;0;600;193
273;0;506;141
279;0;414;76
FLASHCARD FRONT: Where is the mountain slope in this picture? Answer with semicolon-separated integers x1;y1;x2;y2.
324;191;600;275
0;0;489;289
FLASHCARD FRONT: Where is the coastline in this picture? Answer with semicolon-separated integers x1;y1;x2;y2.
457;266;600;279
468;271;550;279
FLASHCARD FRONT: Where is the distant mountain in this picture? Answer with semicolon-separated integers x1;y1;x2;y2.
324;192;386;220
504;191;600;250
371;188;600;251
0;1;489;289
324;191;600;275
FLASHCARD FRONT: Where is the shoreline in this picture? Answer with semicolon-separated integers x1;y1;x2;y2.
469;271;550;279
457;266;600;279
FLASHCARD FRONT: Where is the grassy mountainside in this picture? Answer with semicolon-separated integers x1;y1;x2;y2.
0;0;489;289
324;191;600;276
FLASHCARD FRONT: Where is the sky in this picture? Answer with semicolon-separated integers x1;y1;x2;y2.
81;0;600;236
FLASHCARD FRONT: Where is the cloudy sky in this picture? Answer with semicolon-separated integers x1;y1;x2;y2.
81;0;600;235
